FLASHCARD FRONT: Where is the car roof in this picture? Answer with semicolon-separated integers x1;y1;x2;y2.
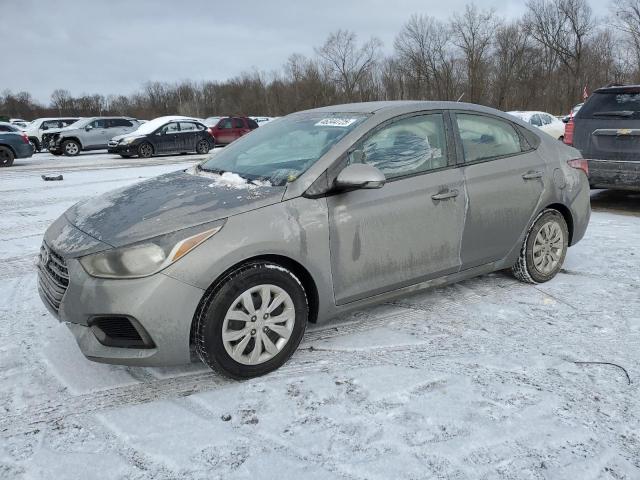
298;100;510;116
594;84;640;94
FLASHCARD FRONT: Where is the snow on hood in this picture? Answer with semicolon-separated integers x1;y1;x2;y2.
63;169;284;250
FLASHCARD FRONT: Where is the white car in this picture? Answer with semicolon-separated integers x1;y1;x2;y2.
23;117;80;152
508;111;566;140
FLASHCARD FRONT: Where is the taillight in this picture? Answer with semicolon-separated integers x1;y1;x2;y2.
568;159;588;176
21;133;29;144
563;118;574;146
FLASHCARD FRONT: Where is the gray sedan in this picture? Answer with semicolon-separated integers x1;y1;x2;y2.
39;101;591;378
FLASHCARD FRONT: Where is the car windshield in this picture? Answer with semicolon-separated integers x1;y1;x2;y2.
199;113;369;186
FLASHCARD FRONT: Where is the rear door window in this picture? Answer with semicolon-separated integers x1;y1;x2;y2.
579;92;640;119
248;119;259;129
179;122;198;132
456;114;523;163
233;118;246;129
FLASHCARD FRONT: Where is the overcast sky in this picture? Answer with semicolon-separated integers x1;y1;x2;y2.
4;0;609;104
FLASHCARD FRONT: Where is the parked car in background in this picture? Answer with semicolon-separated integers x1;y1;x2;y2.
10;118;29;129
508;111;565;140
565;84;640;191
39;101;590;378
562;103;583;123
0;126;34;167
107;116;213;158
23;117;79;152
209;116;259;145
46;117;141;156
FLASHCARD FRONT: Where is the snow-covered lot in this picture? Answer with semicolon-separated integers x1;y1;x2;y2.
1;151;639;479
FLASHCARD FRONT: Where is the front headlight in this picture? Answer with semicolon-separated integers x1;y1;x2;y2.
79;221;225;278
121;137;136;145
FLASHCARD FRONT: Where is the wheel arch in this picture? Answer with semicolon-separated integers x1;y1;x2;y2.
543;202;574;245
189;254;320;346
0;143;17;156
62;136;83;149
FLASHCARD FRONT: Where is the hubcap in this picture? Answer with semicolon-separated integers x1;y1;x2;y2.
65;142;78;154
141;145;151;157
222;284;295;365
532;221;564;275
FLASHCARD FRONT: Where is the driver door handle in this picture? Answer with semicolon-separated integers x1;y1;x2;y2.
431;190;459;201
522;171;543;180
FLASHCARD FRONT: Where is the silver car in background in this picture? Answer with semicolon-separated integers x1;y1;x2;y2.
39;101;591;378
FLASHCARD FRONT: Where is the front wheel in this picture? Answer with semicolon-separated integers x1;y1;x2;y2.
0;146;15;167
62;139;80;156
138;142;154;158
195;262;308;379
512;209;569;284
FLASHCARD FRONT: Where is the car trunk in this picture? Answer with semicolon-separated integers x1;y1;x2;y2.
573;90;640;162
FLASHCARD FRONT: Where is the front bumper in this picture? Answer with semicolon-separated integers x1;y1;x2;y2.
38;232;205;366
108;143;137;155
588;159;640;191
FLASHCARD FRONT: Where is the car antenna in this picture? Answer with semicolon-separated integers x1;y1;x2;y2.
456;93;465;102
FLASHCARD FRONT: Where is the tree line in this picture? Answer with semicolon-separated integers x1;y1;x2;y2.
3;0;640;121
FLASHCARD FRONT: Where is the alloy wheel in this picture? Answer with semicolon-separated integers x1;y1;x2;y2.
65;142;79;155
221;284;295;365
532;220;564;275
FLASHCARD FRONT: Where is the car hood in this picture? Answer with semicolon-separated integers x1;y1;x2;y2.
111;133;143;142
63;168;285;250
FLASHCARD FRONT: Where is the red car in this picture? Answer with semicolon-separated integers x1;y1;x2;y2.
209;117;259;145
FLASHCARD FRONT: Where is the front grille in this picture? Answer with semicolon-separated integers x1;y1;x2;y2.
37;242;69;312
90;316;154;349
107;140;118;147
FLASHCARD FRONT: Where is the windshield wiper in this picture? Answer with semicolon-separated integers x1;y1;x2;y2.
197;164;226;174
593;110;635;118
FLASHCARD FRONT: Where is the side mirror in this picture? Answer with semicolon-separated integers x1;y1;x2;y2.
562;117;569;124
334;163;386;191
85;125;93;131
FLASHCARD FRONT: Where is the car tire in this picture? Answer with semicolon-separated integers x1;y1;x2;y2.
0;146;15;167
62;139;80;156
195;261;308;379
512;209;568;284
196;139;210;154
138;142;153;158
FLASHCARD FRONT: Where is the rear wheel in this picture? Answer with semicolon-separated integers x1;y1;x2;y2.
195;262;308;379
0;147;15;167
512;209;568;284
62;139;80;156
196;139;210;154
138;142;153;158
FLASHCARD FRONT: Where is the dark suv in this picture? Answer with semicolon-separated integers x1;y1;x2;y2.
566;84;640;191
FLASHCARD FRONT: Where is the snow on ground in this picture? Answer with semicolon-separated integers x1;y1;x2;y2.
1;152;639;479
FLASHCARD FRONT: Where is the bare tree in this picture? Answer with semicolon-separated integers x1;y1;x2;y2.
451;4;499;104
610;0;640;80
394;14;459;100
315;30;382;102
525;0;595;108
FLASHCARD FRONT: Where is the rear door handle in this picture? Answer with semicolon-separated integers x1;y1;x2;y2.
431;190;459;201
522;171;543;180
